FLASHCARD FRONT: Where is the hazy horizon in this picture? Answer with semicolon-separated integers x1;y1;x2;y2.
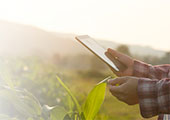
0;0;170;51
0;20;168;53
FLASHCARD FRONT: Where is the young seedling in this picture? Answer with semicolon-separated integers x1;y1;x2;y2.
56;75;109;120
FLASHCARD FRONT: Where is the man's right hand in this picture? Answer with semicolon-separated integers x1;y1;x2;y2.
105;48;134;77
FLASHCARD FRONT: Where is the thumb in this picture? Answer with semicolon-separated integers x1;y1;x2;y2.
108;77;128;86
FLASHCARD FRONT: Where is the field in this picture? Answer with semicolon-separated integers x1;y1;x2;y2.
66;72;156;120
0;56;157;120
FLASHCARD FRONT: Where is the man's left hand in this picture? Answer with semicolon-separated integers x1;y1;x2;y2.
108;76;139;105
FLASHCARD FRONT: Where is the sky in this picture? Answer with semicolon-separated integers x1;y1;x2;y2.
0;0;170;51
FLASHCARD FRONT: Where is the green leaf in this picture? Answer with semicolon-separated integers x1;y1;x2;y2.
0;86;42;119
97;76;111;85
41;105;51;120
82;82;107;120
80;113;85;120
56;75;81;113
50;106;67;120
63;114;71;120
71;112;79;120
21;89;42;116
67;95;74;112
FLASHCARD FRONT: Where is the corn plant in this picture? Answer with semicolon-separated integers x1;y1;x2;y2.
56;75;109;120
0;75;108;120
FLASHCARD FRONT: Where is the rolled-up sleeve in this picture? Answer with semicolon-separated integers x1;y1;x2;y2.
134;60;170;119
138;78;170;118
133;60;170;79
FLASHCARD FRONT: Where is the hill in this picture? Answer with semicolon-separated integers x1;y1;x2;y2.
0;20;166;57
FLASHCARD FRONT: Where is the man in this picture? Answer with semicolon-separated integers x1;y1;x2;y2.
105;48;170;120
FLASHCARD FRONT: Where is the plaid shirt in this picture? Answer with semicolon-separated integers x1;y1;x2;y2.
133;60;170;120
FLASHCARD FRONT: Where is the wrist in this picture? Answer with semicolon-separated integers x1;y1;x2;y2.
133;60;150;77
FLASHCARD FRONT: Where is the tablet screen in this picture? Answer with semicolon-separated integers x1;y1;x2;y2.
75;35;119;71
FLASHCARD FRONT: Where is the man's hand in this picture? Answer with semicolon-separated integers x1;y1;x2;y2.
108;76;139;105
105;48;134;77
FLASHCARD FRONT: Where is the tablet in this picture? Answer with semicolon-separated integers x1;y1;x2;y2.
75;35;119;71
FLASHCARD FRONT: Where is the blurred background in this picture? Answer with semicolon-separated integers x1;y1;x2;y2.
0;0;169;120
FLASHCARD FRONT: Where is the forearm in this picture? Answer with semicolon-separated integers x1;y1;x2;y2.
138;78;170;118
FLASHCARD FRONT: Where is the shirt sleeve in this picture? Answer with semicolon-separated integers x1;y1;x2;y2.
133;60;170;80
138;78;170;118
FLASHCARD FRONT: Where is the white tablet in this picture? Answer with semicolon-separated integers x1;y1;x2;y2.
75;35;119;71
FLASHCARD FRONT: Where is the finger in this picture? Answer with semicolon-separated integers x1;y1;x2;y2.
116;96;125;102
109;85;120;94
105;52;121;76
109;85;126;102
105;52;122;67
108;66;122;76
108;85;122;94
105;52;126;71
107;48;133;66
108;77;128;86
